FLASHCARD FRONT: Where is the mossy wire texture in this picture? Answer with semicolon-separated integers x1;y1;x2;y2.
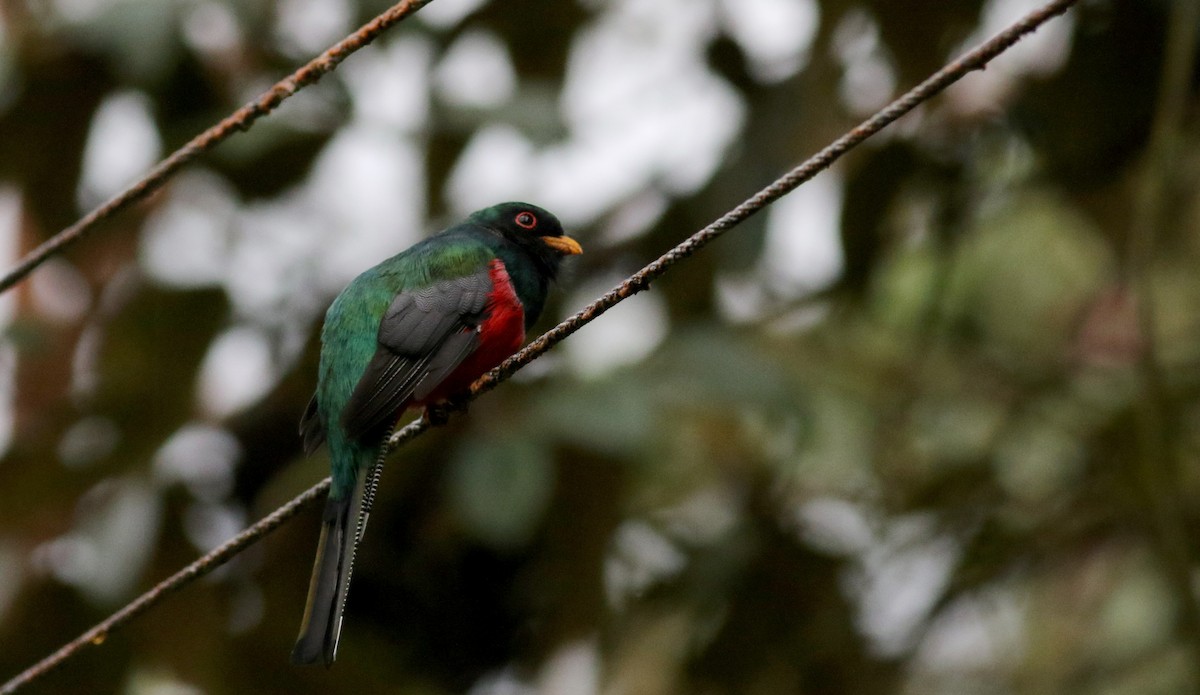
0;0;1081;691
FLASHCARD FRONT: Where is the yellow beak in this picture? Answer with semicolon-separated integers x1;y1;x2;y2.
540;235;583;255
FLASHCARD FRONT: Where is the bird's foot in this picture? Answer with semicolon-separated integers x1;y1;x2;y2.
423;404;451;426
445;393;471;415
422;395;469;426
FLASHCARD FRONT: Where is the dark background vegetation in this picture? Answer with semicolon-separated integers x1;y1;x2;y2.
1;0;1197;693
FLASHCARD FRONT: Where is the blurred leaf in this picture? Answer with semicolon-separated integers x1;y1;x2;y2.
448;431;555;549
946;191;1114;373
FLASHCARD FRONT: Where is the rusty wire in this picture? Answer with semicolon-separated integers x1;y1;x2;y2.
0;0;1081;691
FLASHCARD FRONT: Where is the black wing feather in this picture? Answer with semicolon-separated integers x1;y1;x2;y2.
340;268;493;441
300;394;326;455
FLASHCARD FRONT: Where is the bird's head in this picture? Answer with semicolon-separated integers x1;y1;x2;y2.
470;202;582;278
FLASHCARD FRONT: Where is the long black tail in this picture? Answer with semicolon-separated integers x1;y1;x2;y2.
291;474;365;666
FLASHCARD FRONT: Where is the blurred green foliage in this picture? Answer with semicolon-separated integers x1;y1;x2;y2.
1;0;1199;694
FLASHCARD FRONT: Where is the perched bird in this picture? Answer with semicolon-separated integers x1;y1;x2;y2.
292;202;582;666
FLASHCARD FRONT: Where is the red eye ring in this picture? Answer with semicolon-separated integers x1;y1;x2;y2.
514;211;537;229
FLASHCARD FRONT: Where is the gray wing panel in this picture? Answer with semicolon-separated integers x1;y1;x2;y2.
340;268;492;442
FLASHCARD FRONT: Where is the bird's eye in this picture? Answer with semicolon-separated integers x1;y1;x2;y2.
514;211;537;229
